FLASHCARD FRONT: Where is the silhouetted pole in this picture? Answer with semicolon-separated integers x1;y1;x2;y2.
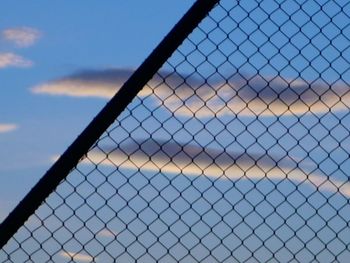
0;0;219;249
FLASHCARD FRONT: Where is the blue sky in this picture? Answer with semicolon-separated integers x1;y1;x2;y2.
0;0;349;221
0;0;350;261
0;0;195;221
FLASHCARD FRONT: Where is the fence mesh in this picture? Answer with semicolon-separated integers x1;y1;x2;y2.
1;0;350;262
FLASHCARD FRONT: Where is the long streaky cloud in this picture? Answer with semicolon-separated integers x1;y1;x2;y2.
59;251;93;262
2;27;41;47
31;69;349;116
80;139;350;198
0;123;17;133
0;52;33;68
32;69;136;99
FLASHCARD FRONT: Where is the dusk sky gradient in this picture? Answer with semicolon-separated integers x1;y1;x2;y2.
0;1;350;262
0;0;194;221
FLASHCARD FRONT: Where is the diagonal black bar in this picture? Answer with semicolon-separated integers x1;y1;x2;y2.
0;0;219;249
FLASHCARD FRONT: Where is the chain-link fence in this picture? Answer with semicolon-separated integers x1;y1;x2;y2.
1;0;350;262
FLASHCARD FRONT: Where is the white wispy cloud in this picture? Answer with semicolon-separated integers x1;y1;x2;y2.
2;27;41;47
0;123;17;133
78;139;350;198
31;69;349;117
0;52;33;68
59;251;93;262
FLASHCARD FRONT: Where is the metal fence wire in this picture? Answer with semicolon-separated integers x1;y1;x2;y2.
1;0;350;262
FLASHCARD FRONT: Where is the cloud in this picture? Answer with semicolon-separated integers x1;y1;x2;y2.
32;69;136;99
59;251;93;262
0;52;33;68
0;123;17;133
2;27;41;47
166;74;349;117
31;69;349;117
97;228;118;238
79;139;350;198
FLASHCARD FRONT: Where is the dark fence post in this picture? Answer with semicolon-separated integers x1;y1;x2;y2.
0;0;219;249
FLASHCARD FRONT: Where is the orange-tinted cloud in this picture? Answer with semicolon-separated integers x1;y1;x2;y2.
97;228;118;238
59;251;93;262
32;69;133;98
0;123;17;133
81;139;350;197
32;69;349;117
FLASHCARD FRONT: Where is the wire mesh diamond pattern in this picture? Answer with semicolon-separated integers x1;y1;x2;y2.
1;0;350;262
